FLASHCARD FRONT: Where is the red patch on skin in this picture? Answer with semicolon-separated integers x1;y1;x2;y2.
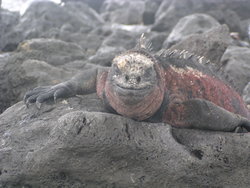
163;66;249;126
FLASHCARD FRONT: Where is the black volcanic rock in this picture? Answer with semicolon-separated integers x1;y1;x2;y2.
0;96;250;187
168;25;231;65
0;38;88;113
164;13;220;48
221;46;250;94
0;9;20;51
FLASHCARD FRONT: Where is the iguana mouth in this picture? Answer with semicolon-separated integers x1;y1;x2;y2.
115;83;151;91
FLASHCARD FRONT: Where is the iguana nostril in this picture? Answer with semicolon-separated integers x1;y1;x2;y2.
136;76;141;83
125;75;129;82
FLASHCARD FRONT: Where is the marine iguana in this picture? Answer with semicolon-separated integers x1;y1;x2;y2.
24;34;250;132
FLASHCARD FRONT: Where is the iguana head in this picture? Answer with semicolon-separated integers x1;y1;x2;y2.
104;34;165;120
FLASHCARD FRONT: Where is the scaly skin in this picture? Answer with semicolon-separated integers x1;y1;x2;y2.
24;34;250;132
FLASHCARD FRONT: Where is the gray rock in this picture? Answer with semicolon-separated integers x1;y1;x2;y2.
7;1;104;51
152;0;250;37
168;25;231;65
61;26;106;57
0;9;20;51
0;96;250;187
61;0;104;12
101;0;145;25
101;29;138;50
164;13;220;48
221;0;250;20
17;38;86;66
0;53;12;112
207;8;243;38
221;46;250;94
0;38;87;113
89;46;125;66
240;18;250;40
243;82;250;106
20;1;103;37
147;32;168;52
143;0;162;25
152;0;203;32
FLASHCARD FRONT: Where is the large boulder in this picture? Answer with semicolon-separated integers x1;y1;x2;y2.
221;46;250;94
61;0;104;12
100;29;139;50
0;95;250;187
88;46;125;66
4;1;104;52
152;0;203;32
142;0;162;25
100;0;145;25
164;13;220;48
0;38;87;113
168;25;231;65
152;0;250;37
0;9;20;51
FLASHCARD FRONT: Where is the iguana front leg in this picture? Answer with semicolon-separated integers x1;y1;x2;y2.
165;98;250;132
24;67;107;107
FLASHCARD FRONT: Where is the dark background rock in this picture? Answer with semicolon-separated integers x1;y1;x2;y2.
1;1;104;52
61;0;105;12
221;46;250;94
100;29;138;50
164;13;220;48
142;0;162;25
0;9;20;51
152;0;250;38
0;38;89;113
100;0;145;25
168;25;231;65
88;46;125;66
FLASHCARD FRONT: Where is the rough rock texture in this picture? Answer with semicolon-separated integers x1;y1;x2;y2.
221;46;250;93
62;0;105;12
207;7;243;37
0;38;88;113
0;9;20;51
101;0;145;25
142;0;162;25
146;32;168;52
152;0;250;37
101;29;138;50
1;1;104;52
165;13;220;48
88;46;125;66
152;0;204;32
0;96;250;187
168;25;231;65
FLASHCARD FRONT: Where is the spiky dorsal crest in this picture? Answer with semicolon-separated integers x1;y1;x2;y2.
136;33;153;52
156;49;240;92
